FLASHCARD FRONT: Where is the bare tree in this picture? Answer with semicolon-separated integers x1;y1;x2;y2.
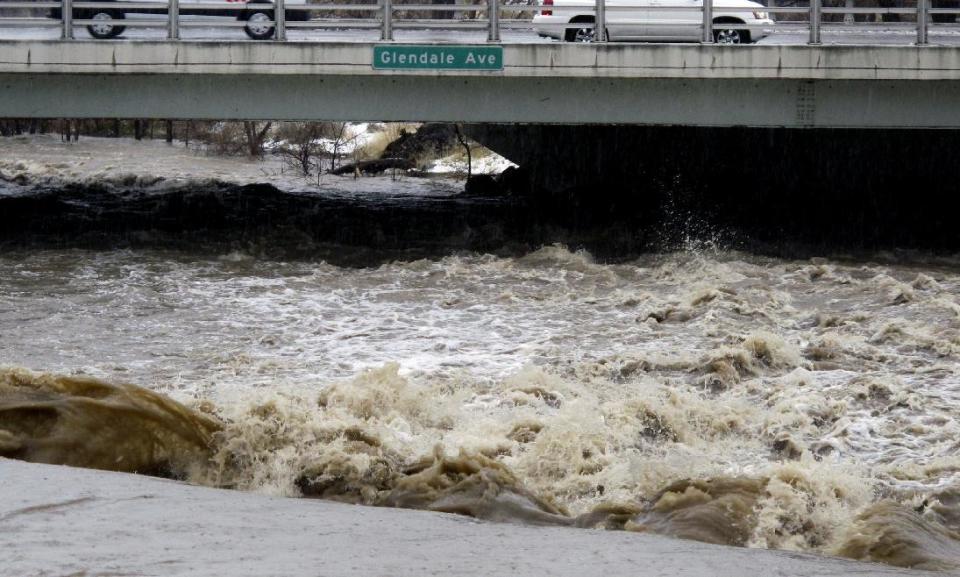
243;121;273;158
275;122;332;177
454;124;472;179
58;119;80;142
328;122;349;172
274;122;364;177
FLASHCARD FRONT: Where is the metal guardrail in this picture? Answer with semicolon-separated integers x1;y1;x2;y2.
2;0;959;44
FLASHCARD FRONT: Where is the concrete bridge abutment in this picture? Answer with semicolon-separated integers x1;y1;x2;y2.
467;124;960;250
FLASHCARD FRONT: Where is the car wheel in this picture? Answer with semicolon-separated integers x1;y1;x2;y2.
243;10;275;40
86;10;125;39
713;27;749;44
564;22;595;42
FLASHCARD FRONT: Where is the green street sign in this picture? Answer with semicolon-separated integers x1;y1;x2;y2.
373;45;504;71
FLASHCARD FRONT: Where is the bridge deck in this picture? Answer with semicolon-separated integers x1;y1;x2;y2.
2;40;960;127
4;39;960;79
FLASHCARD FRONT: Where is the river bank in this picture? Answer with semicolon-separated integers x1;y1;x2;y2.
0;458;938;577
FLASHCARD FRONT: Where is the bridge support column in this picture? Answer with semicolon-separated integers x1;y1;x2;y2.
809;0;821;44
488;0;500;41
595;0;607;42
60;0;72;40
168;0;179;40
381;0;393;40
275;0;286;41
701;0;713;43
917;0;929;45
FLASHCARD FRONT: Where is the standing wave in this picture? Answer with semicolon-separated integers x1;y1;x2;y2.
2;365;958;572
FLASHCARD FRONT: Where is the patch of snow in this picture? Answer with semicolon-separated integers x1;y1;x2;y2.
0;133;463;199
427;150;517;175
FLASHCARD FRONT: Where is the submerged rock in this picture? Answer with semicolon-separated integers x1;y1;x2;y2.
463;174;502;197
379;451;572;526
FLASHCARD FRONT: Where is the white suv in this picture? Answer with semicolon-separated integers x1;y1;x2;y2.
51;0;309;40
534;0;774;43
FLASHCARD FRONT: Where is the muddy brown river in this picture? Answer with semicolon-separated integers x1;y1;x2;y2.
2;244;959;572
1;134;960;572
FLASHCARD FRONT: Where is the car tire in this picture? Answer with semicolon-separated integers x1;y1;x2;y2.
85;9;125;39
564;19;596;42
713;27;749;44
243;6;275;40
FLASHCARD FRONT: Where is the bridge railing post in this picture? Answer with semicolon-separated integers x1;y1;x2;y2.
917;0;928;44
809;0;821;44
275;0;286;41
61;0;73;39
701;0;713;42
381;0;393;40
168;0;179;39
488;0;500;41
595;0;606;41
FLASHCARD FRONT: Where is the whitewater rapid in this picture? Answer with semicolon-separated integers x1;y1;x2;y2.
2;246;959;571
1;131;959;571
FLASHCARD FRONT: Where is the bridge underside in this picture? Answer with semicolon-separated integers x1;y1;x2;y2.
465;123;960;250
4;73;960;129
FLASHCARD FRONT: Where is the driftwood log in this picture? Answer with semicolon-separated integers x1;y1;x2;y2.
331;158;415;176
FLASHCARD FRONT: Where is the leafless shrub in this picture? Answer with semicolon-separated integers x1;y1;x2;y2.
274;122;332;176
273;122;364;177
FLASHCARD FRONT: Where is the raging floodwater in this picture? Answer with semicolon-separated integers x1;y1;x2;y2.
3;247;960;571
1;136;960;573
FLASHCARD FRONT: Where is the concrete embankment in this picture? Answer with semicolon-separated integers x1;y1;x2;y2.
0;459;940;577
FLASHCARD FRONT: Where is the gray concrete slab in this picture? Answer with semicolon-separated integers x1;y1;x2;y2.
4;32;960;126
7;38;960;80
0;458;938;577
5;40;960;126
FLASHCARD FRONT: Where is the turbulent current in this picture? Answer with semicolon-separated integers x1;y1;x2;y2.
1;132;960;573
2;245;960;571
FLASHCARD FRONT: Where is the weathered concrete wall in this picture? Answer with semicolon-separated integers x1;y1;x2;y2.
6;40;960;80
4;41;960;127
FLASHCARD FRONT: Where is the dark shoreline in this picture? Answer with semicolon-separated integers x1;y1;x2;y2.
1;181;959;266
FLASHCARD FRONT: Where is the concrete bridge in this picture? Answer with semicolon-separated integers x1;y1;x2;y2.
3;39;960;128
3;35;960;251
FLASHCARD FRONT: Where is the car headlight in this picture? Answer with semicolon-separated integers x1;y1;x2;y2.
753;11;768;19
